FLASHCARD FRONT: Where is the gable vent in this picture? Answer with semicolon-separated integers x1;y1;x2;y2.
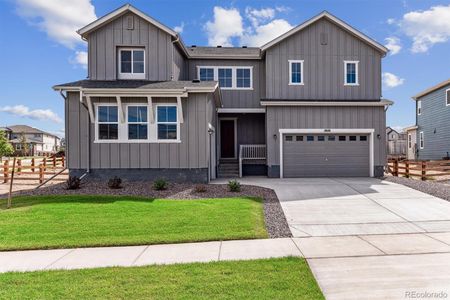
126;16;134;30
320;32;328;45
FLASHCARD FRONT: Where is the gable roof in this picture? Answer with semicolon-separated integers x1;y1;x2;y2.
77;4;177;38
261;11;388;55
8;125;59;138
412;78;450;100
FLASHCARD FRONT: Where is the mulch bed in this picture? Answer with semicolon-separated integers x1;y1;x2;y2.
3;180;292;239
385;176;450;201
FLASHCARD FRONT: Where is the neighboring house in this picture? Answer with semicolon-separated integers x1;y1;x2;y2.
404;125;418;160
53;4;390;182
7;125;61;156
0;127;12;140
386;126;406;157
412;79;450;160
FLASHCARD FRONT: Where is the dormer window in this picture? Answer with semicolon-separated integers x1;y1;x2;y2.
118;48;145;79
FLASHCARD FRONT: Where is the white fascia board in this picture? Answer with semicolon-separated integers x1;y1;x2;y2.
261;100;393;107
261;11;388;55
218;108;265;113
77;4;177;38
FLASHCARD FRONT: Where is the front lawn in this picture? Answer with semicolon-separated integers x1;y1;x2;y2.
0;257;324;299
0;195;267;250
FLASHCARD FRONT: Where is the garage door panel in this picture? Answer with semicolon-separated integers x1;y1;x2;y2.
283;134;370;177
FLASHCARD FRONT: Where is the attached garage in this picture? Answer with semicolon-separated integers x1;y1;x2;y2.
280;129;374;178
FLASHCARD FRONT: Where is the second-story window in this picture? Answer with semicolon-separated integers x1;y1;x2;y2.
218;68;233;88
236;68;251;88
344;61;359;85
289;60;304;85
417;100;422;115
199;68;214;81
118;48;145;79
446;89;450;106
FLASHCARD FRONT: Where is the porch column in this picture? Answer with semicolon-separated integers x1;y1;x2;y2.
177;96;184;123
116;96;125;123
85;96;95;123
147;96;155;124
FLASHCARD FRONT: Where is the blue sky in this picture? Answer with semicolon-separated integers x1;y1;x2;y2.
1;0;449;136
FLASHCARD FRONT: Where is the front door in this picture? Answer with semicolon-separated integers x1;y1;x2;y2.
220;119;235;158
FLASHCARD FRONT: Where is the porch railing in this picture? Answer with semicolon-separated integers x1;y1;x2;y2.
239;144;266;177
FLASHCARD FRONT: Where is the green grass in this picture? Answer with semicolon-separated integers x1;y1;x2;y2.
0;257;324;299
0;195;267;250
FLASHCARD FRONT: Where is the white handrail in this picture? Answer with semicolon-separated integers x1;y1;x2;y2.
239;144;266;177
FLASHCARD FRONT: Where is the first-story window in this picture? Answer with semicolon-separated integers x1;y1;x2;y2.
218;68;233;88
157;106;178;140
236;68;251;88
97;106;118;140
344;61;359;85
118;48;145;79
127;106;148;140
199;68;214;81
289;60;304;85
420;131;424;149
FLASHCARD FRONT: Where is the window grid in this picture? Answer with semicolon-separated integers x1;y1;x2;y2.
199;68;214;81
157;106;178;140
127;106;148;140
289;60;304;85
236;68;251;88
344;61;359;85
218;68;233;88
197;66;253;89
97;106;119;140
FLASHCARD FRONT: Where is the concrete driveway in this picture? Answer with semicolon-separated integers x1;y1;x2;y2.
233;177;450;300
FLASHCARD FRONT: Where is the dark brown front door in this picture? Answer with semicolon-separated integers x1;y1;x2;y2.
220;119;235;158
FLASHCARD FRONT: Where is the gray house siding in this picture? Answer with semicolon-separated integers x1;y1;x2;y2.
266;105;386;177
265;18;382;100
173;45;187;80
88;12;173;81
66;91;215;182
417;83;450;160
187;59;265;108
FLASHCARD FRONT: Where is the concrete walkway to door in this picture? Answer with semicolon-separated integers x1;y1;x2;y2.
215;177;450;300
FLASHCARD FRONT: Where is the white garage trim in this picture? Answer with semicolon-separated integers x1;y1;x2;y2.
279;128;375;178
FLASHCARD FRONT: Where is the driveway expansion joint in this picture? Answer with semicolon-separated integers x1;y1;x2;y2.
44;249;76;270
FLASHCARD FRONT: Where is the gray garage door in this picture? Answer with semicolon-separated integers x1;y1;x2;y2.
283;134;370;177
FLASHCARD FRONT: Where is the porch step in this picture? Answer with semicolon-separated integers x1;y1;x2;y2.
218;162;239;178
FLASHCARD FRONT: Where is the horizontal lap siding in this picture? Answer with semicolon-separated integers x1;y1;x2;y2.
66;92;210;170
187;59;265;108
265;18;382;100
417;84;450;160
266;106;386;167
88;12;172;81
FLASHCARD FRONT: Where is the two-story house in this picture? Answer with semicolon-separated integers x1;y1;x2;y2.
412;79;450;160
54;4;391;182
6;125;61;156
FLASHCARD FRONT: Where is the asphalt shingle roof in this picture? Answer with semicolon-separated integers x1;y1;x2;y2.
53;80;218;90
187;46;261;59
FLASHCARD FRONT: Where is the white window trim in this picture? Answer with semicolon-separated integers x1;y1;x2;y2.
126;104;149;141
196;66;253;90
419;131;424;149
446;88;450;106
288;60;304;85
155;104;181;142
118;48;145;80
95;103;119;142
344;60;359;86
94;103;181;143
417;100;422;115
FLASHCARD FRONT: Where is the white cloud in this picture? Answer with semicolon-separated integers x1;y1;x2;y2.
385;37;402;55
386;18;396;25
400;5;450;53
241;19;293;47
174;22;184;34
382;72;405;88
205;7;244;46
0;105;62;123
70;51;88;69
204;6;292;47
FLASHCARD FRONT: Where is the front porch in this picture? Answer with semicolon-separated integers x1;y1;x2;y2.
217;112;266;178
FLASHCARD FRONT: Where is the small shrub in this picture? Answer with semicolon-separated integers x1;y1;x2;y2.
66;176;81;190
228;180;241;192
153;178;168;190
108;176;122;189
194;184;207;193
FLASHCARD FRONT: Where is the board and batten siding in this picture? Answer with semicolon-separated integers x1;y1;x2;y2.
173;45;188;80
88;12;174;81
265;18;382;100
187;59;265;108
66;91;213;170
417;83;450;160
266;106;386;167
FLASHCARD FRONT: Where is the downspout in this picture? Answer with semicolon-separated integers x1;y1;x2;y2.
171;35;180;81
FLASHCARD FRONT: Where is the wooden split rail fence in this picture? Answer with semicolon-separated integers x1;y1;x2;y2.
1;156;67;184
387;159;450;181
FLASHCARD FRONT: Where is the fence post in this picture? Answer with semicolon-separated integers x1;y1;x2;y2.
31;158;35;173
53;156;56;167
39;164;44;184
43;157;47;172
421;161;426;181
62;156;65;168
17;159;22;175
405;161;409;178
393;160;399;177
3;160;8;183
